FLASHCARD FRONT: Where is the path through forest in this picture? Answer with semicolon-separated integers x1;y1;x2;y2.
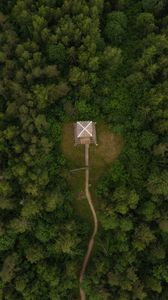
79;144;98;300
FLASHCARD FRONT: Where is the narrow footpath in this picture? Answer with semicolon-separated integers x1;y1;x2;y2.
79;144;98;300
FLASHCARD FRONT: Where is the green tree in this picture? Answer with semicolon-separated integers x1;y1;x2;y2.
147;170;168;196
105;11;127;45
47;43;66;66
136;13;156;36
133;225;155;251
142;0;166;14
25;245;45;263
0;253;18;283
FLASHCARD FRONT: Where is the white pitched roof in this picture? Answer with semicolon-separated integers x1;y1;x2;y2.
77;121;93;138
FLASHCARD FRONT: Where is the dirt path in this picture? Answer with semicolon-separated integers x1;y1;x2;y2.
79;144;98;300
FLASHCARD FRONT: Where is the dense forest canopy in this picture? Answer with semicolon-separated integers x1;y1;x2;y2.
0;0;168;299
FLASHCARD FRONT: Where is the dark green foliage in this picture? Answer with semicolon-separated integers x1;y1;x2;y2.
47;43;66;66
105;11;127;45
0;0;167;299
87;0;168;298
142;0;167;14
136;12;156;36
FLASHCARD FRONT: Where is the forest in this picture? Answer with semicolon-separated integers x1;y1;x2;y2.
0;0;168;299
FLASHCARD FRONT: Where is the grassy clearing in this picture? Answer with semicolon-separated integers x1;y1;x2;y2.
65;170;92;223
61;122;123;221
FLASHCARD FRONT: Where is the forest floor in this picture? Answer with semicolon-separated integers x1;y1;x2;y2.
61;122;123;221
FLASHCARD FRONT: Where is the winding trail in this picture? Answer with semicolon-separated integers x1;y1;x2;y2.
79;144;98;300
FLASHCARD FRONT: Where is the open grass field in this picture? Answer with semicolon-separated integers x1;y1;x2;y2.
61;122;123;221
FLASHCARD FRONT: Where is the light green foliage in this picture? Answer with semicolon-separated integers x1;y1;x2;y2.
45;191;63;212
109;160;127;183
145;276;162;293
75;100;93;119
79;84;92;100
32;85;49;109
35;220;56;243
100;207;119;230
133;225;155;251
151;244;166;260
112;186;139;214
53;230;80;255
32;15;47;32
36;263;59;287
34;114;49;133
0;181;12;198
141;201;156;221
137;34;168;80
21;200;41;218
159;219;168;233
140;131;158;149
25;245;45;263
10;217;30;233
12;163;27;177
147;170;168;196
119;218;133;232
15;277;26;292
108;267;139;295
0;230;16;251
49;289;61;300
0;198;14;210
69;67;84;86
101;46;122;76
0;253;18;283
132;283;147;300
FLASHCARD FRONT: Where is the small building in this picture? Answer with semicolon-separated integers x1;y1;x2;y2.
74;121;97;145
